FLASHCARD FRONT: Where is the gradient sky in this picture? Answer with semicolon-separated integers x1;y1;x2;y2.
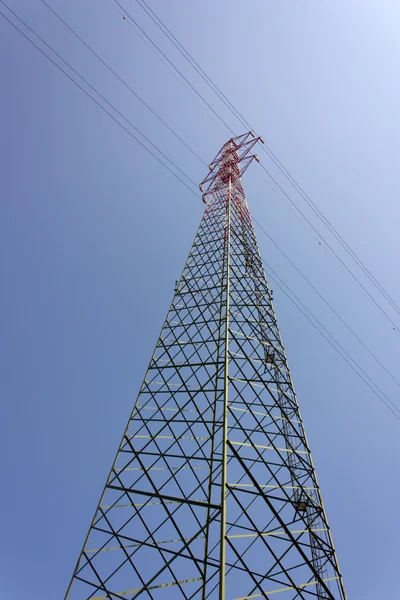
1;1;400;598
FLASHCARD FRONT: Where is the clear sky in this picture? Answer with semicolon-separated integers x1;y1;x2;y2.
1;0;400;598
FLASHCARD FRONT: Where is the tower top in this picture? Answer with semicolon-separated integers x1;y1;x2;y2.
199;131;264;202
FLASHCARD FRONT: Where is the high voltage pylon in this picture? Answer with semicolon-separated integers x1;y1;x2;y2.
66;133;346;600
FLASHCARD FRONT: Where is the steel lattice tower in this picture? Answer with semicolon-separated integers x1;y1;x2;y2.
66;133;346;600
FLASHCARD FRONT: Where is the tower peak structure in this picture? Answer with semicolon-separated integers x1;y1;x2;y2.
66;133;346;600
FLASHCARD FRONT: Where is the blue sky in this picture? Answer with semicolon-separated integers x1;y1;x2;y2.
1;0;400;598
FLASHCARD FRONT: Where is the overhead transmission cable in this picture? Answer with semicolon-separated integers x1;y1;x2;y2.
35;0;400;390
39;0;206;166
112;0;234;136
260;146;400;320
258;163;399;331
2;4;399;423
131;0;400;322
263;261;400;421
123;0;400;333
253;216;400;389
0;1;198;198
105;0;226;134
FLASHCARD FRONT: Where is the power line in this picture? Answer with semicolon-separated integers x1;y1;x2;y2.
36;0;400;398
106;0;226;134
3;2;399;423
112;0;235;136
39;0;206;167
129;0;400;325
259;162;400;332
260;143;400;320
33;1;400;386
0;1;199;198
0;0;199;198
132;0;245;128
263;261;400;421
253;216;400;389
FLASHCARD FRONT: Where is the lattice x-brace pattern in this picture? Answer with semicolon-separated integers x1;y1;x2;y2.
66;132;347;600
